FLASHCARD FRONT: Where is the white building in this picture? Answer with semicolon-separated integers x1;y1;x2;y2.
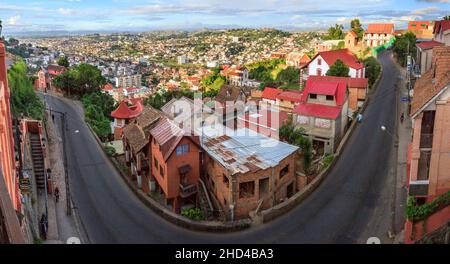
363;24;394;48
115;74;142;88
304;49;365;79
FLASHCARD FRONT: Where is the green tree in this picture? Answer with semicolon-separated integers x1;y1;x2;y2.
363;56;381;88
392;32;416;67
325;24;345;40
57;56;70;67
350;19;364;39
279;120;312;173
54;63;106;97
8;61;44;120
326;59;350;77
81;91;116;140
276;66;300;84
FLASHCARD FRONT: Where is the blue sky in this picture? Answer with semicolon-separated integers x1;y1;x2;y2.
0;0;449;33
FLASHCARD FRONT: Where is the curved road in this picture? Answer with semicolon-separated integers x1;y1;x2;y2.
44;51;399;244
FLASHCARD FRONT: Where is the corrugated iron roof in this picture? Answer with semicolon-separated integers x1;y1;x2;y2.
197;125;298;175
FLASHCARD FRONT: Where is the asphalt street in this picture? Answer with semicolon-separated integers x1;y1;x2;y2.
43;50;399;244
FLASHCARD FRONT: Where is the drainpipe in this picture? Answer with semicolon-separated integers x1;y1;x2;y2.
270;167;276;207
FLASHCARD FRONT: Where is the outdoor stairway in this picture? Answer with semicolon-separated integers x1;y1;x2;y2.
30;133;45;189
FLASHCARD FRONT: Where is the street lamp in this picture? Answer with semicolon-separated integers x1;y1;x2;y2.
380;125;398;147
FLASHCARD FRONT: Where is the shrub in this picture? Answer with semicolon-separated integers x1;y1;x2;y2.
104;145;116;157
181;208;205;221
406;191;450;222
321;154;334;170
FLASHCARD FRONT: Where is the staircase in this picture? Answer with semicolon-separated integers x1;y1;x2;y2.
30;133;45;189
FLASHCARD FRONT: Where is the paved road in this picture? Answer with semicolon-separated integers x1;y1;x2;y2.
43;50;399;244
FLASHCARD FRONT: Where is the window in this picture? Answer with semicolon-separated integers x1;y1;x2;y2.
223;174;229;188
280;165;289;178
176;144;189;155
159;165;164;177
239;181;255;198
318;58;322;65
316;68;322;76
326;95;334;101
309;93;317;99
154;158;158;169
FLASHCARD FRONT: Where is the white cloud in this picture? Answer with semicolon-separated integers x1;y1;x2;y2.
58;8;76;16
7;16;21;25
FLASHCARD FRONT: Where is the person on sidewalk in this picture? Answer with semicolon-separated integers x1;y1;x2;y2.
40;214;48;240
54;187;60;203
400;113;404;124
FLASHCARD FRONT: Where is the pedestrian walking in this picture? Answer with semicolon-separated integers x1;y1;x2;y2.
400;113;404;123
40;214;48;240
54;187;60;203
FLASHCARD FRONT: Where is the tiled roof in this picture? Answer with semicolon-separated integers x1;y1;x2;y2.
136;105;164;133
308;75;368;89
365;23;394;34
216;84;252;103
416;40;444;50
411;46;450;117
111;100;144;119
302;79;347;106
239;107;288;131
150;118;185;160
433;20;450;34
47;64;67;75
293;103;342;120
312;49;364;70
262;87;283;100
276;90;303;102
123;123;147;153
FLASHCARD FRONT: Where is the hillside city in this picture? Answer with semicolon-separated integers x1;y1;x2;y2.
0;4;450;247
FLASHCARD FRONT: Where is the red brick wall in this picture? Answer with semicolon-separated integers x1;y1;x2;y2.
151;137;201;200
205;152;296;219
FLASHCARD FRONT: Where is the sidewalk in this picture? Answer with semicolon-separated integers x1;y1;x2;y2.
393;63;412;243
42;111;86;244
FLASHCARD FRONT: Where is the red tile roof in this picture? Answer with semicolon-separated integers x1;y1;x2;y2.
308;75;368;89
312;49;364;70
150;118;185;160
240;107;288;130
365;23;394;34
262;87;283;100
433;20;450;34
103;83;113;91
302;79;347;106
416;40;444;50
276;90;303;102
294;104;342;120
293;79;347;120
110;99;143;119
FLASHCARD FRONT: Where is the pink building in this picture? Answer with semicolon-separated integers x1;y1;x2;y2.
405;46;450;243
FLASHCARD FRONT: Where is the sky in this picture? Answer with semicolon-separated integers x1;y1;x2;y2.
0;0;449;34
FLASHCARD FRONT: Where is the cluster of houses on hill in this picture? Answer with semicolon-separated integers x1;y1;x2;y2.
108;42;373;220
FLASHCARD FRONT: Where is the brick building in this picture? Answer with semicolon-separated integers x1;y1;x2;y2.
405;45;450;243
123;106;164;193
150;118;201;213
199;125;298;220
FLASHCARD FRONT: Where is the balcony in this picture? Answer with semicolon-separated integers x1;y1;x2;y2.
409;180;429;197
179;183;198;198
